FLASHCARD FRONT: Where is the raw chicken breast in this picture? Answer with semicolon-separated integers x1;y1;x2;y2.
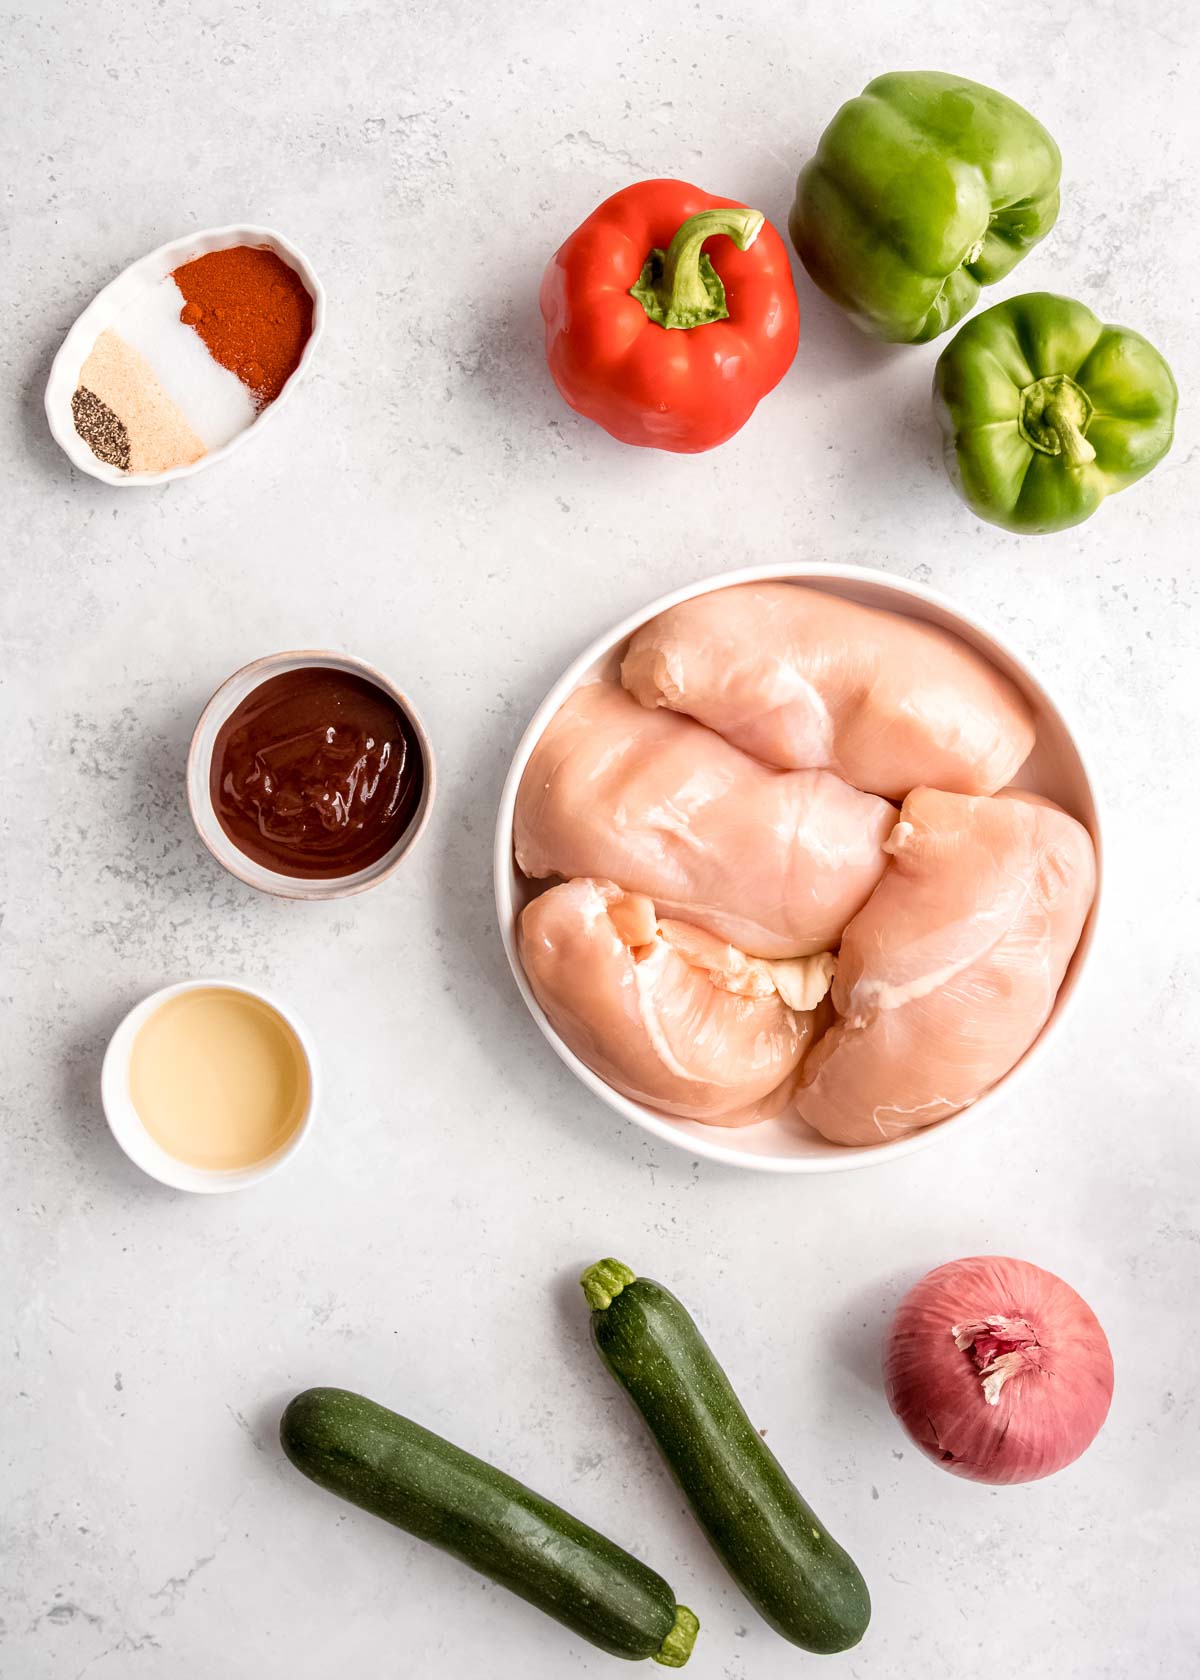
518;877;834;1124
796;788;1096;1146
514;682;894;958
622;583;1036;799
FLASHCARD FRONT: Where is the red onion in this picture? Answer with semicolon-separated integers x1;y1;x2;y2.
884;1256;1114;1485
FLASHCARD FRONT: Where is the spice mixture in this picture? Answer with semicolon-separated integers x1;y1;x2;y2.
117;273;256;447
71;387;130;470
71;243;314;474
172;246;313;407
77;330;205;474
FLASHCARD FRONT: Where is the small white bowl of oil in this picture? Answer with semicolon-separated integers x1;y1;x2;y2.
101;979;318;1192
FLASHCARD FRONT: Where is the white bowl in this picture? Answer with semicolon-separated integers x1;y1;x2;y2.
44;222;325;487
101;979;318;1192
494;564;1103;1174
187;650;436;901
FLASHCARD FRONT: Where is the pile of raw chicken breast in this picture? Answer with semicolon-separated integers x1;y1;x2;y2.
514;584;1096;1146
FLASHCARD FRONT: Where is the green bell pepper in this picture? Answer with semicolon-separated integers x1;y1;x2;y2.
790;72;1061;344
933;292;1178;535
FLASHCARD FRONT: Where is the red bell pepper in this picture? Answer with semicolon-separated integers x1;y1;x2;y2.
540;179;800;454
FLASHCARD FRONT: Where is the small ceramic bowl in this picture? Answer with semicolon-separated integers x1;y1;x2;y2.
101;979;318;1193
494;563;1104;1174
188;650;436;901
44;222;325;487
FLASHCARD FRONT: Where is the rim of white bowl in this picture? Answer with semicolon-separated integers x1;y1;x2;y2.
493;562;1105;1175
44;222;326;488
100;978;319;1192
187;649;437;901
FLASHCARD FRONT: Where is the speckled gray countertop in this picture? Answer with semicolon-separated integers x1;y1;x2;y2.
3;3;1198;1676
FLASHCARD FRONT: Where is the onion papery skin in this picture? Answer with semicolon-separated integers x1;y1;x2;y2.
884;1256;1114;1485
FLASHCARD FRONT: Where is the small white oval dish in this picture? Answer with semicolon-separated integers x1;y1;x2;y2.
494;563;1104;1175
45;223;325;487
101;979;318;1193
187;650;437;902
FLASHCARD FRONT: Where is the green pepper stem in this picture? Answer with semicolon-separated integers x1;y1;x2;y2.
1018;373;1097;470
1045;400;1097;469
580;1258;636;1311
630;207;764;330
654;1604;700;1668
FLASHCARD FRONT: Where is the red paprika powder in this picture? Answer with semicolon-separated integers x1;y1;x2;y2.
172;245;312;407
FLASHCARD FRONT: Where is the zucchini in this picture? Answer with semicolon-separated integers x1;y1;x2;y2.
581;1260;870;1654
280;1387;698;1665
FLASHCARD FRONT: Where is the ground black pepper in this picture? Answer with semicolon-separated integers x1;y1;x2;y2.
72;385;131;470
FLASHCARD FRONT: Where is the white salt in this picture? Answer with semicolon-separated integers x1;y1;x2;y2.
115;276;257;449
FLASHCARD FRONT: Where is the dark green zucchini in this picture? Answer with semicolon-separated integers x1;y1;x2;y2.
581;1260;870;1654
280;1387;698;1665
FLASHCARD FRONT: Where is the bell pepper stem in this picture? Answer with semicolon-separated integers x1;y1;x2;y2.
659;208;764;314
631;207;765;330
1045;401;1097;469
1019;373;1097;470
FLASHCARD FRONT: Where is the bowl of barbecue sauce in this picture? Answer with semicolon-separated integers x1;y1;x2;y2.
188;651;434;898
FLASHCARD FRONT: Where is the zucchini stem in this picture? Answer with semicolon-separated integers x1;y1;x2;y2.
580;1258;637;1312
654;1604;700;1668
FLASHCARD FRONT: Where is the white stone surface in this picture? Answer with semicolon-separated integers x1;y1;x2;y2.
3;3;1198;1675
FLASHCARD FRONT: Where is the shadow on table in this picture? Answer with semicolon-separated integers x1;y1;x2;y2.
56;992;163;1196
825;1267;916;1395
456;263;567;439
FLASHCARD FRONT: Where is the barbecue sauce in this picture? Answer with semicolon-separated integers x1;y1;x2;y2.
212;666;423;878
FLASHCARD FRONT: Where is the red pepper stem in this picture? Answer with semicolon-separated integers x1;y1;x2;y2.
660;208;764;314
631;207;765;331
